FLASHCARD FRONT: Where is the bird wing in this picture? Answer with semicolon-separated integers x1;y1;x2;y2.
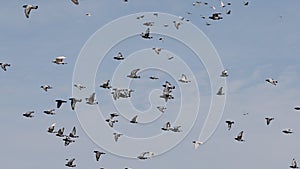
131;115;138;122
131;69;140;76
89;93;96;102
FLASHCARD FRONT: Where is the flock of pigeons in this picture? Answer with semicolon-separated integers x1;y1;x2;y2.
1;0;298;169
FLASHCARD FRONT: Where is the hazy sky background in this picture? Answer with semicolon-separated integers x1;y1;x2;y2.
1;0;300;169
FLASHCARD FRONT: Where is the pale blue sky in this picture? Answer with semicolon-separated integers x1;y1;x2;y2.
1;0;300;169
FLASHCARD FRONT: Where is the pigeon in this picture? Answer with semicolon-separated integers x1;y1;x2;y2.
105;118;118;128
63;136;75;146
219;0;226;7
113;52;124;60
209;13;223;20
85;13;92;16
65;158;76;167
143;22;154;26
152;48;162;54
137;152;154;160
69;98;82;110
0;62;11;71
55;100;67;108
294;107;300;110
157;106;166;113
100;80;112;89
161;122;171;131
41;85;52;92
290;158;299;168
94;151;105;161
130;115;138;123
266;78;278;86
113;132;122;142
168;56;174;60
217;87;225;95
170;126;182;132
282;128;293;134
235;131;245;142
110;112;119;118
74;83;86;90
52;56;67;65
225;120;234;130
22;5;38;18
44;109;55;115
160;89;174;102
162;81;175;90
173;21;181;29
149;76;159;80
226;9;231;15
178;74;191;83
23;111;34;118
265;117;274;125
127;69;141;78
192;140;203;150
56;127;65;137
220;69;228;77
47;123;57;133
69;126;79;138
85;92;98;105
141;28;153;39
243;1;249;6
136;15;144;19
153;13;158;17
205;22;211;26
71;0;79;5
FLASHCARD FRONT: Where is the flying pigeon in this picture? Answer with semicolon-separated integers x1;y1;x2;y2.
113;132;122;142
157;106;166;113
100;80;112;89
243;1;249;6
170;126;182;132
152;48;162;54
143;22;154;26
113;52;124;60
235;131;245;142
225;120;234;130
74;83;86;90
44;109;55;115
173;21;181;29
55;99;67;108
294;107;300;110
290;158;299;168
209;13;223;20
282;128;293;134
65;158;76;167
56;127;65;137
265;117;274;125
192;140;203;150
71;0;79;5
23;111;34;118
141;28;153;39
178;74;191;83
69;98;82;110
22;5;38;18
266;78;278;86
161;122;171;131
69;126;79;138
137;152;154;160
41;85;52;92
105;118;118;128
94;151;105;161
85;92;98;105
127;69;141;78
0;62;11;71
149;76;159;80
220;69;228;77
217;87;225;95
52;56;67;65
47;123;57;133
130;115;138;123
63;136;75;146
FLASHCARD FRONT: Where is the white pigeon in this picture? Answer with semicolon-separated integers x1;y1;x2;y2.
0;62;11;71
127;69;141;78
41;85;52;92
219;0;226;7
152;47;162;54
161;122;171;131
86;92;98;105
22;5;38;18
217;87;225;95
52;56;67;65
178;74;191;83
220;69;228;77
266;78;278;86
192;140;203;150
71;0;79;5
113;52;124;60
170;126;182;132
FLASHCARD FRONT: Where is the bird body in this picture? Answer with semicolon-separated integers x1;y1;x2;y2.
266;78;278;86
23;111;34;118
65;158;76;167
178;74;191;83
55;99;67;108
130;115;138;123
235;131;245;142
225;120;234;130
52;56;67;65
44;109;55;115
41;85;52;92
217;87;225;95
113;52;124;60
192;140;203;150
0;62;11;71
94;151;105;161
127;69;141;78
23;5;38;18
86;92;98;105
